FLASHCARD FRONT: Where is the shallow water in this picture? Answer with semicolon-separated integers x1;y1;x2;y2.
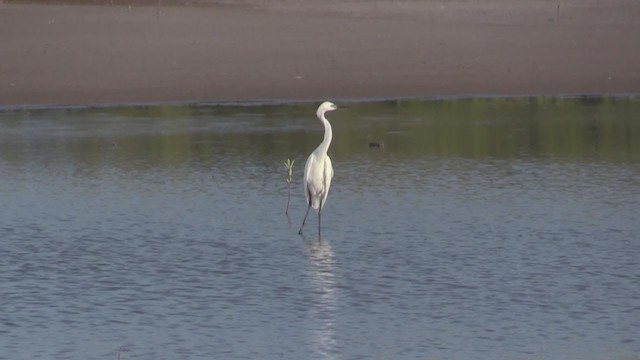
1;98;639;360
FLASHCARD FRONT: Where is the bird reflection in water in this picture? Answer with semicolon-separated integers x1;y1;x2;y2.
305;240;339;358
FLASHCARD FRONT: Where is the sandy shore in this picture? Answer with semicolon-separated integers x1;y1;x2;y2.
1;0;639;107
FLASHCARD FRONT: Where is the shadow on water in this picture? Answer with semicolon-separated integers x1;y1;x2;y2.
1;96;638;171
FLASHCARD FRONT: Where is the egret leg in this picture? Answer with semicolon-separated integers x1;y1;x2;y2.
318;197;324;239
318;208;322;239
299;204;312;235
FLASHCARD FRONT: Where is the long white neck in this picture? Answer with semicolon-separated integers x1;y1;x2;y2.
316;110;333;154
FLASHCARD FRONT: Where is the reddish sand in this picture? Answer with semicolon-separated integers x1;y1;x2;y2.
1;0;639;107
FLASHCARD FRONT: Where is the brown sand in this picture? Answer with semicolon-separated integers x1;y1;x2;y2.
1;0;639;107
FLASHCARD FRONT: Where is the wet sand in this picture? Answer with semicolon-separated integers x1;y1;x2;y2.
1;0;639;107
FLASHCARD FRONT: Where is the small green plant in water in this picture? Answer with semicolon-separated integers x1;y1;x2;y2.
284;158;295;215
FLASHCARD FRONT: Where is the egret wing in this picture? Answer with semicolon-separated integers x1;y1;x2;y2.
320;156;333;210
303;153;316;206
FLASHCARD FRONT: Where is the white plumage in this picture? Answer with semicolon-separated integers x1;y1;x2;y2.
298;101;338;237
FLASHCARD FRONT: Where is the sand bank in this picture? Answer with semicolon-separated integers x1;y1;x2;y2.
1;0;639;107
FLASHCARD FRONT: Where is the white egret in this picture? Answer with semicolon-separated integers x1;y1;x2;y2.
298;101;338;238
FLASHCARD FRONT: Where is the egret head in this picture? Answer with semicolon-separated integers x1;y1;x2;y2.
317;101;338;118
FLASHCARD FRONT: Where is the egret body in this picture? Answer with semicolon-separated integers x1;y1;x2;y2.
298;101;338;238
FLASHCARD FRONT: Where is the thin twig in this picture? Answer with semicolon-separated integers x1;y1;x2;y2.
284;158;295;215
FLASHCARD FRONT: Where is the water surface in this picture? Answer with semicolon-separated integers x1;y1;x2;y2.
1;98;639;359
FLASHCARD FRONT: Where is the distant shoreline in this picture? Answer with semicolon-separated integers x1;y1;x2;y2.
4;94;639;114
1;1;639;107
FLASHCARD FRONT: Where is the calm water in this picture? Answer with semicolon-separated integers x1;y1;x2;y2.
1;98;639;360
